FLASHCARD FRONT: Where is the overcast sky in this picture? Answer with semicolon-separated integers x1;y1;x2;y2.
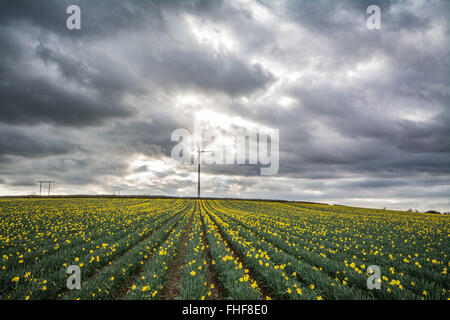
0;0;448;211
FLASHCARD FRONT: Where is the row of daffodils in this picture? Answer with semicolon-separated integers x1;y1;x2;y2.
1;198;448;300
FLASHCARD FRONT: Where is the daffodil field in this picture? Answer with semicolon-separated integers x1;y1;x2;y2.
0;198;448;300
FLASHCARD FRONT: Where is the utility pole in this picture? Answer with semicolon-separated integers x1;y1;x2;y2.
36;181;55;196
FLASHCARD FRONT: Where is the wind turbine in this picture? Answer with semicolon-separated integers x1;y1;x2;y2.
195;142;213;198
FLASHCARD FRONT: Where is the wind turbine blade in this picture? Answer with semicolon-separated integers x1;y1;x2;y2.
196;142;200;151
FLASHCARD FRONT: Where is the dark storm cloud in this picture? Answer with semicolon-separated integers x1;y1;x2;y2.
0;20;136;126
0;74;133;126
34;42;144;97
160;49;275;96
8;179;36;187
339;175;450;189
284;0;431;32
0;0;223;36
104;112;187;158
0;0;154;127
45;156;130;185
0;0;163;38
285;84;450;157
0;125;77;157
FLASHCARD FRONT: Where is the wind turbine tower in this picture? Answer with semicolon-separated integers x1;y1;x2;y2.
195;143;212;198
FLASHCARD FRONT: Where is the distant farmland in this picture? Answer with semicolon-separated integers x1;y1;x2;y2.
0;198;448;300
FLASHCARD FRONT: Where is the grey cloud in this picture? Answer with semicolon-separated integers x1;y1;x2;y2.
0;0;163;39
284;0;431;33
0;125;77;157
0;75;133;126
8;179;36;187
133;165;149;174
104;115;186;158
0;26;134;126
0;154;129;187
161;49;275;96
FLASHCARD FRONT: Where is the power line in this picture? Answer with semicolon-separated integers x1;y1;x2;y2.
36;181;55;196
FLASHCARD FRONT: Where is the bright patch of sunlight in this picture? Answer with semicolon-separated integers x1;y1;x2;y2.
185;14;239;52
